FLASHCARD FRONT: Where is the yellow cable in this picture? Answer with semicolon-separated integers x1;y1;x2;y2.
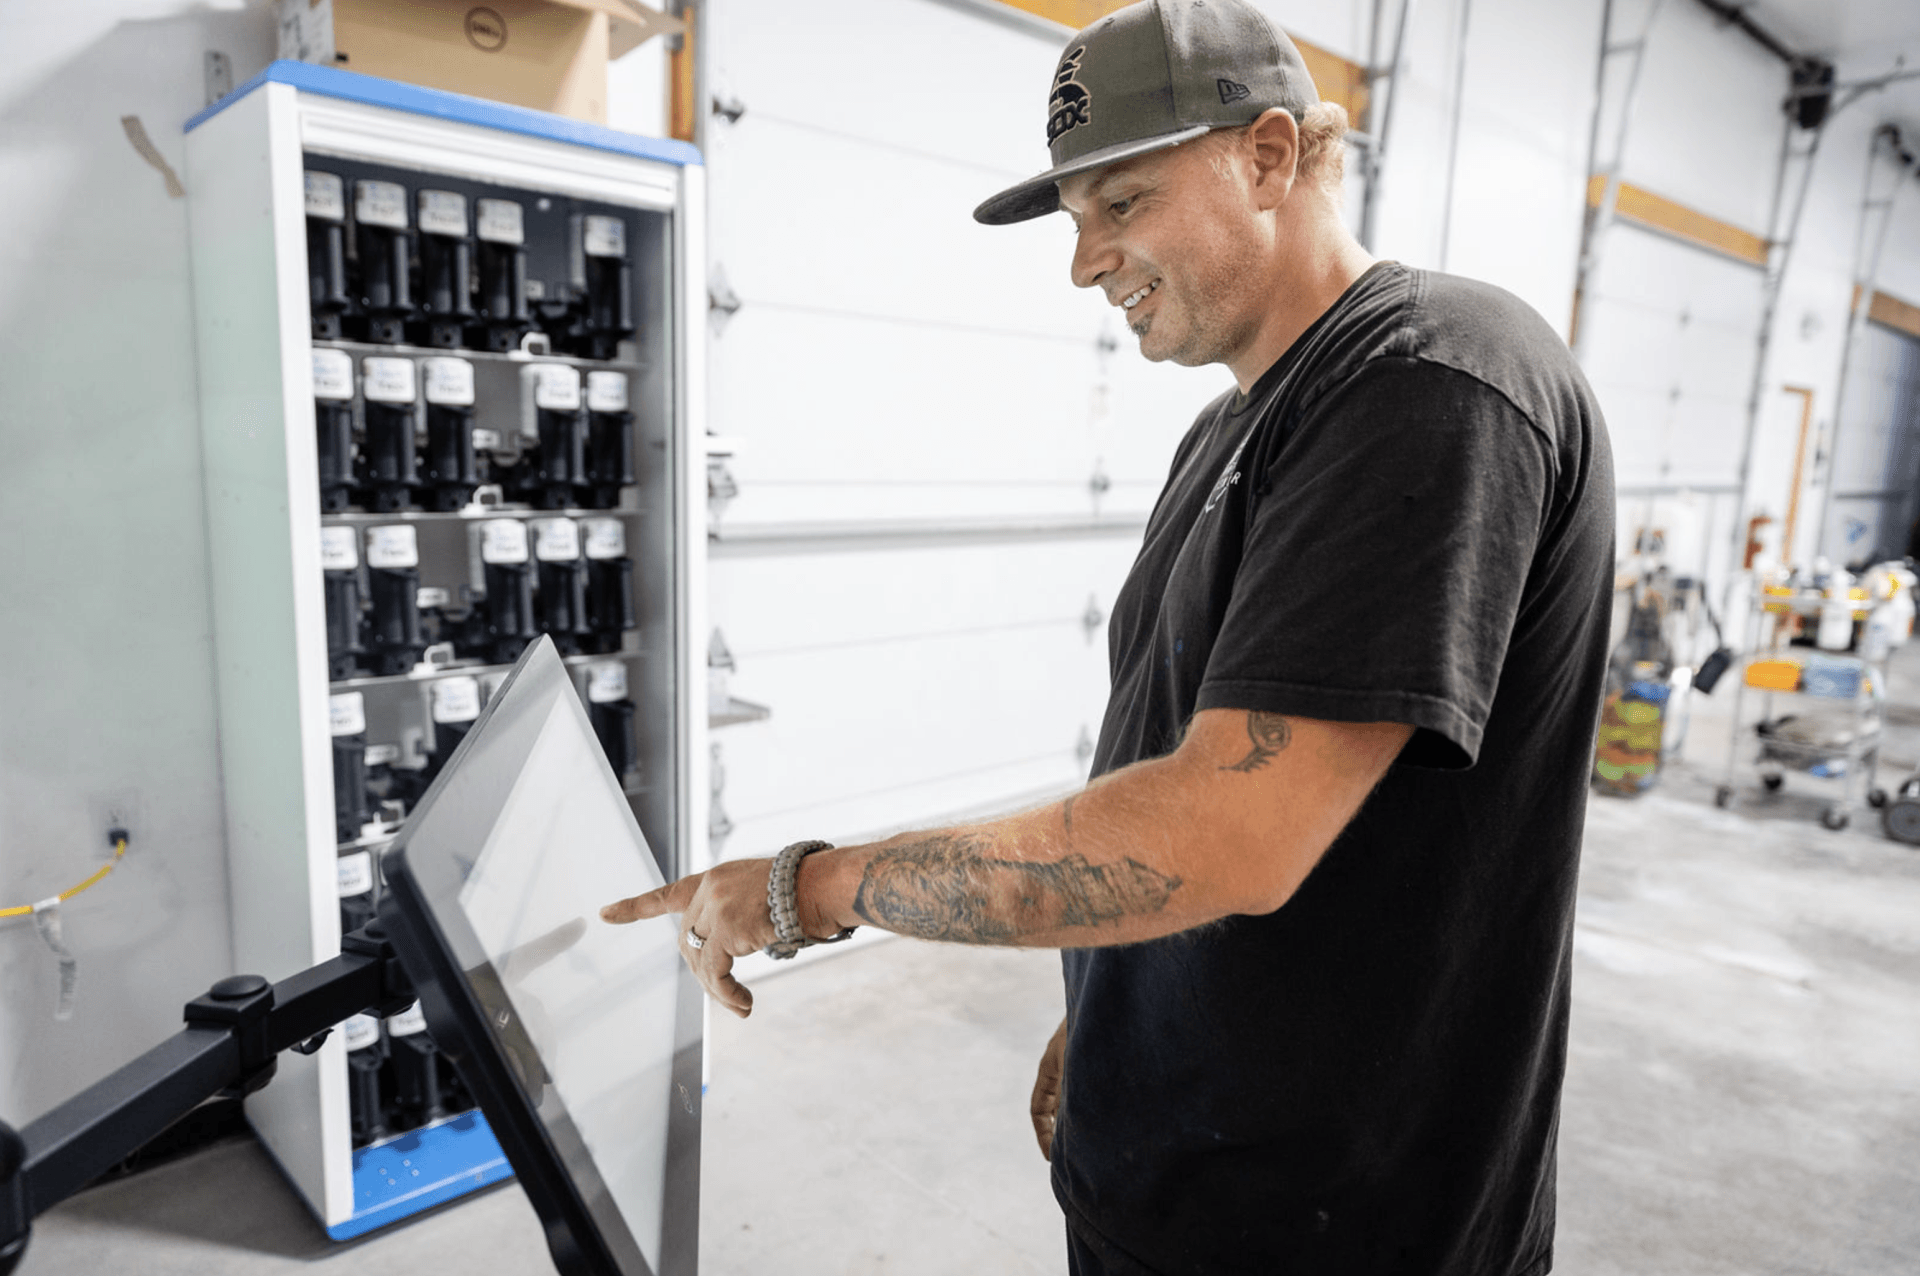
0;837;127;917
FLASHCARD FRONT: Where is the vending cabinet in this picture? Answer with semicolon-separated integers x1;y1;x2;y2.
182;62;707;1239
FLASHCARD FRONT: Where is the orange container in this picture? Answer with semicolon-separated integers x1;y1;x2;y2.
1744;658;1802;692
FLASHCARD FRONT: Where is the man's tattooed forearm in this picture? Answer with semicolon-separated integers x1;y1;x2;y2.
1220;711;1292;772
851;834;1182;945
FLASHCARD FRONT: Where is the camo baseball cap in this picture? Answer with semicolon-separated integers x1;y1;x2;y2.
974;0;1320;225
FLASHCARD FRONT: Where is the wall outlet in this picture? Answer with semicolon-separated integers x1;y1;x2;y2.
88;790;145;859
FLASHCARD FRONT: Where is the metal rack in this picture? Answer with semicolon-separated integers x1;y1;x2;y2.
1714;588;1889;829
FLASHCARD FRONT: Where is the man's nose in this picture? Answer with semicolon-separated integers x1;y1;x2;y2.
1070;223;1119;291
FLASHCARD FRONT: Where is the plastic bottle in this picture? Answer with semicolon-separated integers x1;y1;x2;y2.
1817;567;1855;651
1594;590;1674;796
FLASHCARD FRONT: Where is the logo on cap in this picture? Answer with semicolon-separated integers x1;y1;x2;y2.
1217;78;1250;104
1048;47;1092;146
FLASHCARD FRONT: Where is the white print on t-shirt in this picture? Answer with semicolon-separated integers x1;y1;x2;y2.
1203;431;1254;515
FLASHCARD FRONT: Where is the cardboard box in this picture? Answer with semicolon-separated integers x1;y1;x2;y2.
277;0;681;124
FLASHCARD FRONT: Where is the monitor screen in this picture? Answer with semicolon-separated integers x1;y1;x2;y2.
379;637;699;1276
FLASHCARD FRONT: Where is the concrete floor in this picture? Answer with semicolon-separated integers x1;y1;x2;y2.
20;663;1920;1274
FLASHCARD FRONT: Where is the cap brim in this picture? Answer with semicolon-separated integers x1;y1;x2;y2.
972;125;1214;226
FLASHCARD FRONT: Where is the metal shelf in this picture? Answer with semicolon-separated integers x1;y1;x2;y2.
330;646;641;693
313;336;646;375
321;499;642;524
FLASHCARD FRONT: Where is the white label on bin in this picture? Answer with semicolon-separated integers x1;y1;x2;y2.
416;587;451;609
342;1014;380;1052
362;357;417;404
319;526;359;572
532;364;581;412
476;198;525;245
416;189;467;237
355;180;408;230
329;692;366;738
524;279;547;300
586;662;628;703
311;348;354;401
480;519;529;565
305;171;346;221
365;524;419;570
364;743;399;765
471;428;502;451
586;371;629;413
337;851;374;898
583;214;626;258
532;518;581;562
423;357;475;406
431;676;482;724
386;1002;428;1037
581;517;626;560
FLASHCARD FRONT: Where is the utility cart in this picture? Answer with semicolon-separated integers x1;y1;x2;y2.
1714;585;1892;830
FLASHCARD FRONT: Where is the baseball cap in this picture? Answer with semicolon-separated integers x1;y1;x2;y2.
974;0;1320;226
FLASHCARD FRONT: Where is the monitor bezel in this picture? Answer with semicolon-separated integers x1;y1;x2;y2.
377;636;700;1276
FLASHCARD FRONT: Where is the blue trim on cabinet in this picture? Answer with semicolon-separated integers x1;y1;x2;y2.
325;1109;515;1241
185;60;702;168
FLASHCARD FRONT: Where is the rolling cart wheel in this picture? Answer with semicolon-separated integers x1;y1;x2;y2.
1714;786;1734;809
1883;797;1920;845
1820;807;1850;831
1869;788;1888;809
1761;772;1784;793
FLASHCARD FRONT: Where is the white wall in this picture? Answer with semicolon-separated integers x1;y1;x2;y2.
0;0;273;1125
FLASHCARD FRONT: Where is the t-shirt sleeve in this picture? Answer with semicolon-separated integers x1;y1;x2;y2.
1195;358;1554;769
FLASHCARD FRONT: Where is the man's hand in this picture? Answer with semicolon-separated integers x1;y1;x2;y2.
601;859;783;1018
1031;1016;1068;1161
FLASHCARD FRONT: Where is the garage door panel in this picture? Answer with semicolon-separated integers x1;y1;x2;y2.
708;0;1058;177
715;626;1110;828
719;756;1086;862
712;308;1090;480
710;311;1201;522
1823;323;1920;558
710;540;1142;659
1593;227;1765;325
708;120;1093;335
1582;224;1764;493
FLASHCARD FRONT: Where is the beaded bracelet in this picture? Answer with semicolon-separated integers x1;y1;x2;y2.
764;840;856;960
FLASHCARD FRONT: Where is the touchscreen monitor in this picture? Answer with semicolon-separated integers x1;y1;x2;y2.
379;637;699;1276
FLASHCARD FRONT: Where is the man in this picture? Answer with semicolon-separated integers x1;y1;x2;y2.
603;1;1613;1272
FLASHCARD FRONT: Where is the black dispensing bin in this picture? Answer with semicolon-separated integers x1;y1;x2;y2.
353;178;413;345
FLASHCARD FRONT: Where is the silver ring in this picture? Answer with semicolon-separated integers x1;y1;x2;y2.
686;930;706;951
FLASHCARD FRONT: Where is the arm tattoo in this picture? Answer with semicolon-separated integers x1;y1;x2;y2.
852;834;1182;945
1220;711;1292;773
1061;795;1076;835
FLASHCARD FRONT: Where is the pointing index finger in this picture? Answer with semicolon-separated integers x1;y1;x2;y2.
600;871;702;924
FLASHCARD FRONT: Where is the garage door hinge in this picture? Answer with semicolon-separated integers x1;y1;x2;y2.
1082;594;1105;644
710;742;735;850
709;264;742;336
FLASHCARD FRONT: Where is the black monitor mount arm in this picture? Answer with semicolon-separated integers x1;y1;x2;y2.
0;922;417;1276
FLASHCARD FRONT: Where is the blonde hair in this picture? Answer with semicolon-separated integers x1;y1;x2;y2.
1200;102;1351;192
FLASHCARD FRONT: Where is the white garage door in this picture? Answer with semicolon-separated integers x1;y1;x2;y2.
1821;320;1920;564
701;0;1231;863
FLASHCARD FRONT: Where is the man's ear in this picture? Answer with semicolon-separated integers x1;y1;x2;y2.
1246;108;1300;207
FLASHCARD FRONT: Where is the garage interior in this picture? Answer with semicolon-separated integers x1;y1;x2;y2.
3;0;1919;1272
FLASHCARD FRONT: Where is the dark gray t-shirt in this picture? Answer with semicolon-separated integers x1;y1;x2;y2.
1053;263;1614;1276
